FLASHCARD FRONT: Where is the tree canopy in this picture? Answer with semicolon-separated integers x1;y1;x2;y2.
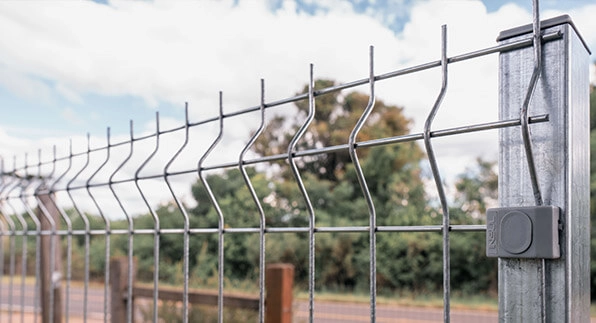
3;79;507;297
183;79;495;293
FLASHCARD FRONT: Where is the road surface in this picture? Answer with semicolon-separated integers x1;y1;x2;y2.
0;281;586;322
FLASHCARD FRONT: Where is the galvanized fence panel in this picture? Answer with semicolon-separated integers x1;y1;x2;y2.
0;3;590;323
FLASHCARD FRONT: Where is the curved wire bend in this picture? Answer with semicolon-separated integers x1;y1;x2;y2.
134;112;162;323
523;2;547;323
347;45;378;321
521;0;543;207
239;79;267;323
64;138;92;321
22;152;44;323
86;131;113;323
422;25;450;323
198;92;225;323
7;158;30;323
3;158;22;323
108;122;136;323
163;103;191;323
43;146;73;323
287;64;316;322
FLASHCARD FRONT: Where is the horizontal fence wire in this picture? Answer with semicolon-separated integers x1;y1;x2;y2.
0;24;561;323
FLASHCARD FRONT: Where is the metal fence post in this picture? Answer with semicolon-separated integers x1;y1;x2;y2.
497;16;590;322
37;192;63;323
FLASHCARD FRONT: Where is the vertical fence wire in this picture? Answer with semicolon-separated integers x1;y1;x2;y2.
134;113;162;323
21;153;44;323
36;144;66;323
11;179;28;323
521;0;544;208
520;0;546;322
4;183;25;323
65;139;92;322
7;212;15;323
46;146;73;323
238;80;267;323
109;122;136;323
2;159;18;323
198;93;225;323
2;158;27;323
347;46;377;322
86;132;112;323
287;64;316;323
422;24;451;323
23;190;41;323
164;104;191;323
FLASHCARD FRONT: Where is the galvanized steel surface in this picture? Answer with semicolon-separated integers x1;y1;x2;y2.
497;14;590;323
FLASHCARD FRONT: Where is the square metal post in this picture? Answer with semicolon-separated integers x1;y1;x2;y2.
498;15;590;322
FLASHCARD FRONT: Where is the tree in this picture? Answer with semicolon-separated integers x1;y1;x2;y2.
253;79;418;183
176;78;508;295
450;158;499;295
185;79;432;291
454;158;498;219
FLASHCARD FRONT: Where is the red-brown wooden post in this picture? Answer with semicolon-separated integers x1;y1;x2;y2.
265;263;294;323
110;256;136;323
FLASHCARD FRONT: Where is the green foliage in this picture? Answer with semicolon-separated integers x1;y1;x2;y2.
254;79;418;183
27;78;505;299
139;301;258;323
181;79;496;296
454;158;498;218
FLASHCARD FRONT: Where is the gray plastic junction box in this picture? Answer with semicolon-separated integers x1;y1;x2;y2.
486;206;560;259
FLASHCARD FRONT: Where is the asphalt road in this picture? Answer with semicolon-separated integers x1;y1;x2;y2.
0;282;513;322
0;280;105;320
293;302;497;323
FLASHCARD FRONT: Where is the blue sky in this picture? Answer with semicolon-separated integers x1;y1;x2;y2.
0;0;595;175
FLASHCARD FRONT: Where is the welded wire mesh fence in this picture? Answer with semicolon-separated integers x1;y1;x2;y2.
0;3;590;323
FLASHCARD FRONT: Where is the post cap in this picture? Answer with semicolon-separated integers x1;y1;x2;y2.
497;14;590;54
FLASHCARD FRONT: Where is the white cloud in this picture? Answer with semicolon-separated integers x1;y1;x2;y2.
61;107;85;125
0;64;53;104
0;0;400;117
0;128;34;163
55;83;84;104
0;0;594;216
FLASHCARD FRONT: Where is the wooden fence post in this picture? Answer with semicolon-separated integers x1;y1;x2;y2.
110;256;136;323
37;192;62;323
266;263;294;323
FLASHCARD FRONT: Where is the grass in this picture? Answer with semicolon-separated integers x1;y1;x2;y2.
296;290;499;312
1;275;37;285
138;301;258;323
1;275;107;289
7;276;596;317
303;290;596;316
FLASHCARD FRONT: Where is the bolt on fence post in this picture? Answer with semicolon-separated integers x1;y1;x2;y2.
497;16;590;322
